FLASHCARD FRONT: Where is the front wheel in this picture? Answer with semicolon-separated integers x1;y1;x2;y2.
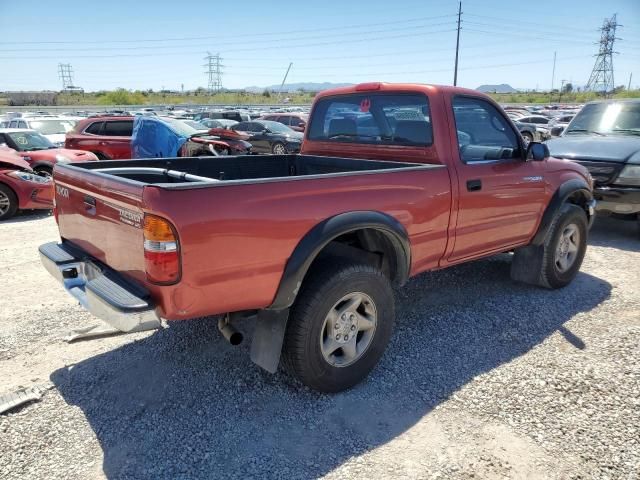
282;261;395;392
0;184;18;221
521;131;533;145
272;142;287;154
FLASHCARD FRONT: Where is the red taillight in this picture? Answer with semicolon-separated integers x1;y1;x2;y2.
143;215;180;284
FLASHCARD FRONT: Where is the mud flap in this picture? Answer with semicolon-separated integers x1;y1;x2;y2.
250;309;289;373
510;244;545;286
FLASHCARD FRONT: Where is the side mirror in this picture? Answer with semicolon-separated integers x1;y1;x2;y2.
527;142;549;161
262;129;270;134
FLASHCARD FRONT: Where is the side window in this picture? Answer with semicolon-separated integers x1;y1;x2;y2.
103;120;133;136
452;97;520;163
19;121;28;128
84;122;103;135
276;116;290;125
233;122;249;131
289;116;302;127
9;120;18;128
248;123;263;132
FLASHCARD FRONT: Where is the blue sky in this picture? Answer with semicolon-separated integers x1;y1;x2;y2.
0;0;638;92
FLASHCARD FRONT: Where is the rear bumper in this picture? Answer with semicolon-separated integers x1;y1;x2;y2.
39;242;161;332
594;186;640;215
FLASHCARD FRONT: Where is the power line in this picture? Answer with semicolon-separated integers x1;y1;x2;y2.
0;22;456;53
0;28;458;59
0;14;458;46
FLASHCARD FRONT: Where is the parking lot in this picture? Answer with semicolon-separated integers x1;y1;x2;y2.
0;212;637;479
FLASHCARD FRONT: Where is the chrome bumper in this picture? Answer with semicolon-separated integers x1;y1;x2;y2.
39;242;161;332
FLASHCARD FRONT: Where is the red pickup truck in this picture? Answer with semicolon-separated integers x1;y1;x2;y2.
40;83;595;392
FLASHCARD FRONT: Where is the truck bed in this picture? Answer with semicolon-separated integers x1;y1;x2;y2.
53;154;451;320
68;154;439;186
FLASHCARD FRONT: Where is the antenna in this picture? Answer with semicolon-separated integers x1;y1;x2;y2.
586;14;620;95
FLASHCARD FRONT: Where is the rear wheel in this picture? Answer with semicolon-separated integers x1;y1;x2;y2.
282;260;395;392
0;184;18;221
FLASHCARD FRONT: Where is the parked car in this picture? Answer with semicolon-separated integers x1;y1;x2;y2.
7;116;78;147
200;119;238;129
41;82;594;393
513;121;541;144
0;129;97;176
259;113;309;132
0;146;53;221
549;114;576;137
546;99;640;224
131;116;246;158
194;111;251;123
230;120;303;154
65;116;134;159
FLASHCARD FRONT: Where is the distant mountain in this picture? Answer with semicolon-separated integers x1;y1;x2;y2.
244;82;353;93
476;84;518;94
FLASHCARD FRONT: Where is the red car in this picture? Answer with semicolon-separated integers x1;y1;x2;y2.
65;116;133;160
0;147;53;221
0;128;98;176
41;83;594;392
259;113;308;132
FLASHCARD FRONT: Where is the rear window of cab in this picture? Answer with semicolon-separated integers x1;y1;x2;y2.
308;93;433;147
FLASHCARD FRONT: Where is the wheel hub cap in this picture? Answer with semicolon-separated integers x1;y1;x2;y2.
554;223;580;273
320;292;377;367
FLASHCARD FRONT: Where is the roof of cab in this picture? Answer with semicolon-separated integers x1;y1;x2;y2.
315;82;489;99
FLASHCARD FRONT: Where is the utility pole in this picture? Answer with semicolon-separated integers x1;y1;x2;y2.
278;62;293;101
551;51;556;92
628;72;633;91
453;1;462;86
586;14;620;96
559;79;567;103
203;52;224;94
58;63;74;90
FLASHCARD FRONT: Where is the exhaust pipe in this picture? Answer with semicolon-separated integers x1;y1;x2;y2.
218;317;243;346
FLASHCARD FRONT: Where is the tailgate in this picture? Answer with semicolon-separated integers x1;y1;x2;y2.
53;164;147;284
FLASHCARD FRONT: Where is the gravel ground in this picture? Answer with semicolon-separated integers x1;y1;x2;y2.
0;211;638;480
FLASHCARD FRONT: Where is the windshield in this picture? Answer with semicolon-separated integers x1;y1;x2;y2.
28;119;76;135
565;102;640;135
182;120;207;130
7;131;55;151
161;117;199;137
260;120;293;134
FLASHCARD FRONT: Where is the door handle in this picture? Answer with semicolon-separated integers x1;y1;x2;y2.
467;179;482;191
83;195;96;215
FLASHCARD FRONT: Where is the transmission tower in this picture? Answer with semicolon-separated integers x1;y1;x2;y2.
203;52;224;93
586;14;620;94
58;63;74;89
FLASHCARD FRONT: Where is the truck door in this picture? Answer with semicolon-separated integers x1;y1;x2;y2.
447;96;548;262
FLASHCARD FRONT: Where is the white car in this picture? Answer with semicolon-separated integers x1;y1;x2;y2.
6;116;78;147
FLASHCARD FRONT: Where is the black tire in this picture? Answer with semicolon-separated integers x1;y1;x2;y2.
271;142;287;154
0;183;19;221
538;203;588;289
282;260;395;392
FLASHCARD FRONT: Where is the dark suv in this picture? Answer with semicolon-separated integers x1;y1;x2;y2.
65;116;134;159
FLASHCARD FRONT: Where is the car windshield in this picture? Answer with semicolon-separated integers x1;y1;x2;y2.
260;120;293;134
182;120;207;130
161;117;200;136
7;131;55;151
28;119;76;135
565;102;640;135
